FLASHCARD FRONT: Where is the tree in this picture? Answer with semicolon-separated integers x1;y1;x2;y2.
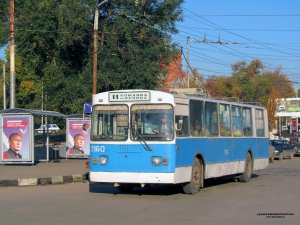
0;1;9;48
264;68;295;98
204;59;295;108
205;75;227;97
12;0;95;113
95;0;184;91
231;60;264;102
267;89;281;129
1;0;184;115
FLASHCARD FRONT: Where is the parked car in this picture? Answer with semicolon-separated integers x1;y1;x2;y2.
294;143;300;156
269;142;275;163
270;140;294;160
35;124;60;134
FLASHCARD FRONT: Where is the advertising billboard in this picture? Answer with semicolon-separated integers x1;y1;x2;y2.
67;119;90;157
1;116;32;161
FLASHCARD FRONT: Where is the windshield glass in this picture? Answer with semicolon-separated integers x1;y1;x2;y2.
91;105;128;141
131;104;174;141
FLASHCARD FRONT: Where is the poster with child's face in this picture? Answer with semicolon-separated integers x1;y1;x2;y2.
67;120;90;156
2;116;31;160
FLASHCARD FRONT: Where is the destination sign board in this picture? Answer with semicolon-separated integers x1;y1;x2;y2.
109;91;150;102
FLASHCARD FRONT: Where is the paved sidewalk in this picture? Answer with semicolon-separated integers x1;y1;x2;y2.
0;159;88;187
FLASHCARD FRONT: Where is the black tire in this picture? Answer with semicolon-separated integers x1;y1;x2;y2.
182;158;202;195
239;152;252;183
117;184;134;193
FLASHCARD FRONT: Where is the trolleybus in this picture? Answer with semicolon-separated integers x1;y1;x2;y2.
89;90;269;194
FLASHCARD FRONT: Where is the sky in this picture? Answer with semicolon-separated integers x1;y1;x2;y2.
171;0;300;92
1;0;300;92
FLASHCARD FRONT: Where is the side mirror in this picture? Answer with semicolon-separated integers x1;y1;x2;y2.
175;117;183;131
178;119;183;129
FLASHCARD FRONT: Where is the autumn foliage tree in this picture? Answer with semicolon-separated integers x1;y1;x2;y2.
204;59;295;106
267;89;281;129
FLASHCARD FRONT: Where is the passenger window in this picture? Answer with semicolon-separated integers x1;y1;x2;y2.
231;106;242;137
205;102;218;136
255;109;265;137
219;104;231;136
243;108;253;137
190;100;205;136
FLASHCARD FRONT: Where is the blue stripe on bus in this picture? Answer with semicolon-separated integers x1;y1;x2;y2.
90;143;176;173
90;137;268;173
175;137;269;167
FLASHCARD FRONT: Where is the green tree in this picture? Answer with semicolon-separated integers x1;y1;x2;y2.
0;1;9;47
95;0;184;91
231;59;264;102
2;0;184;115
12;0;95;113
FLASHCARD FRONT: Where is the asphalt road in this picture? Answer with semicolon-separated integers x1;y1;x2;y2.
1;157;299;225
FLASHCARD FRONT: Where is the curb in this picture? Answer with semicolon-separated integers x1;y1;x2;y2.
0;173;88;187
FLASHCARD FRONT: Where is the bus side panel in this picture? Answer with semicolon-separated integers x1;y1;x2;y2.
175;137;268;178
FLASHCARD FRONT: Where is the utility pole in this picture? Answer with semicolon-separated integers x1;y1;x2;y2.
92;0;109;95
186;35;238;88
9;0;15;108
186;36;190;82
3;63;6;109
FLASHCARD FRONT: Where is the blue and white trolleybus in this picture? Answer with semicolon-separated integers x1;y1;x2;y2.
89;90;269;194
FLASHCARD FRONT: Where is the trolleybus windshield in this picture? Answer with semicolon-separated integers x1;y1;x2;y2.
91;105;129;141
131;104;174;141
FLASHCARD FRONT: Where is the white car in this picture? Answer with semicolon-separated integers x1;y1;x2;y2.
35;124;60;133
277;105;286;111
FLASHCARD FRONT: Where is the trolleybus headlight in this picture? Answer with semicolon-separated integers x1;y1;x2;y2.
152;156;162;166
99;156;108;165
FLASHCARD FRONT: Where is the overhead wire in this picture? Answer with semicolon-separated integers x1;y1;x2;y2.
177;8;300;86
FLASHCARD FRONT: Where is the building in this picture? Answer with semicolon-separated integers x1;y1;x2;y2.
276;98;300;136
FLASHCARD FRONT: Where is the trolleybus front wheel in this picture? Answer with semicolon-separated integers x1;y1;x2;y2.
239;152;252;183
182;158;202;195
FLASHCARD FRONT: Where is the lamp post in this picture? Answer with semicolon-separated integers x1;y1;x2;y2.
92;0;109;95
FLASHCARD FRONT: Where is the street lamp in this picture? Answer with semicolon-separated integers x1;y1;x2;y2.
92;0;109;95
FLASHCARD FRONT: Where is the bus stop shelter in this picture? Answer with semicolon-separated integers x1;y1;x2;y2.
0;108;66;164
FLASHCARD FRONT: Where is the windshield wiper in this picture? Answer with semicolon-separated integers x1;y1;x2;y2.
130;127;152;151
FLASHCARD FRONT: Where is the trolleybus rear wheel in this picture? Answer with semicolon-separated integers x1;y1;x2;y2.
239;152;252;182
182;158;202;195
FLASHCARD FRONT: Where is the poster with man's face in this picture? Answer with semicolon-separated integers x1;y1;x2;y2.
1;116;31;160
67;120;90;156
